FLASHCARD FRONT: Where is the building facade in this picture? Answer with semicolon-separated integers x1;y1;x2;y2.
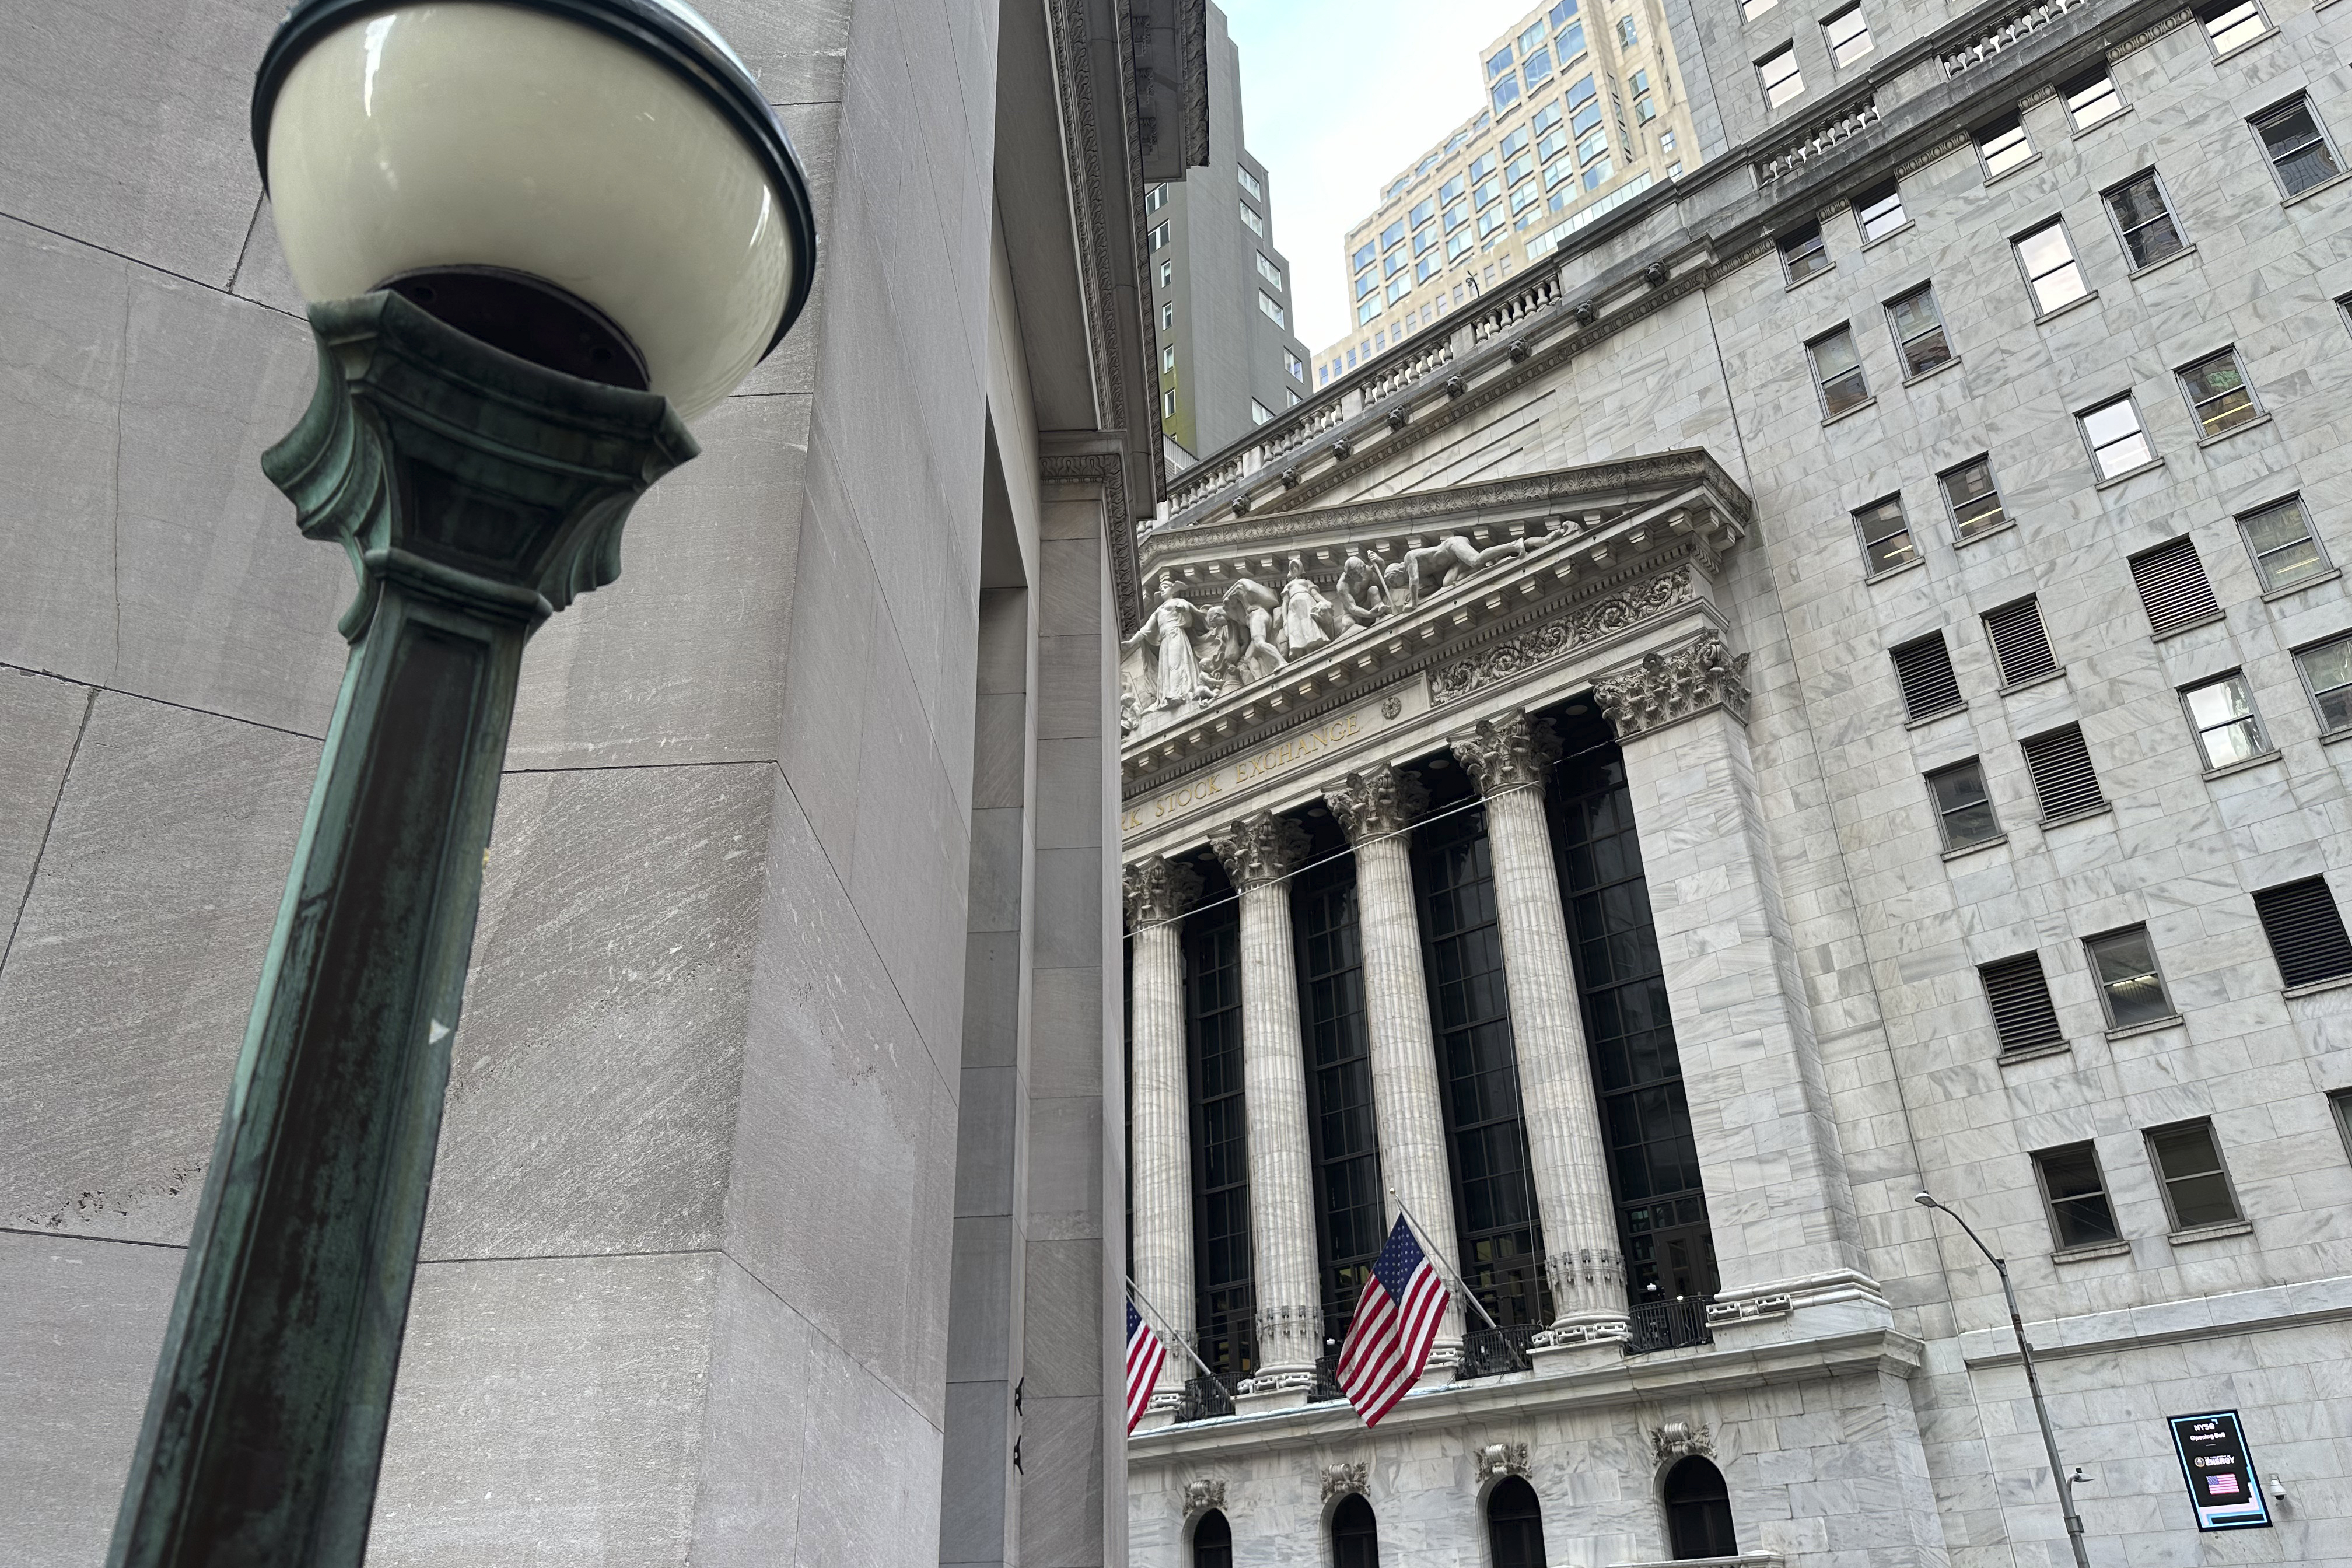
1148;3;1316;461
1126;0;2352;1564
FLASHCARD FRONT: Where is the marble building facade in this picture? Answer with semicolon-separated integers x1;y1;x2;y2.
1121;2;2352;1565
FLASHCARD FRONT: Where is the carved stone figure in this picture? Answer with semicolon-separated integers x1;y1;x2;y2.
1122;574;1202;710
1181;1478;1226;1518
1220;578;1284;684
1320;1460;1368;1504
1474;1441;1530;1482
1392;532;1531;608
1652;1421;1714;1461
1191;604;1231;696
1334;545;1389;627
1278;554;1336;657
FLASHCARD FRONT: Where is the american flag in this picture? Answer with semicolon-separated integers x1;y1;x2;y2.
1125;1297;1169;1434
1334;1215;1449;1427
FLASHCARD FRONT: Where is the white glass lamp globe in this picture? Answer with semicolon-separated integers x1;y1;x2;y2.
255;0;817;421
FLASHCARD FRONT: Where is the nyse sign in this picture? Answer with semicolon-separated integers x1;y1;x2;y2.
1123;694;1410;836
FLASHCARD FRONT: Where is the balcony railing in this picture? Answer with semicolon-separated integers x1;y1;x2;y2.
1457;1324;1540;1378
1942;0;2090;76
1172;1373;1237;1423
1625;1297;1715;1355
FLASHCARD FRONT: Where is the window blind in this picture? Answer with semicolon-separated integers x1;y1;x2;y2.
2252;877;2352;988
1980;953;2065;1053
2129;537;2222;638
2021;725;2106;820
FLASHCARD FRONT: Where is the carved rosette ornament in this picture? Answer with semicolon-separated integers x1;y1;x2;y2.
1123;855;1202;929
1474;1441;1530;1483
1322;762;1430;845
1209;811;1311;892
1652;1421;1714;1462
1448;709;1563;796
1592;632;1752;740
1320;1461;1370;1504
1181;1478;1227;1518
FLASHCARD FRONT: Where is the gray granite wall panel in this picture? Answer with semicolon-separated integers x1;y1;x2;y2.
689;1256;818;1567
0;667;90;949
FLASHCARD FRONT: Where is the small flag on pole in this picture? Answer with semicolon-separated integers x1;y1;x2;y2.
1334;1214;1449;1427
1125;1297;1169;1433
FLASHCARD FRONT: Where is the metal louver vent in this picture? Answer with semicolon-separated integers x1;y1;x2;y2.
1983;597;2059;685
1980;953;2065;1054
2252;877;2352;988
1891;635;1963;720
2129;537;2223;638
2021;724;2106;821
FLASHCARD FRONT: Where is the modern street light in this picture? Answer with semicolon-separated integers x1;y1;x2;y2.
1915;1191;2093;1568
107;5;815;1565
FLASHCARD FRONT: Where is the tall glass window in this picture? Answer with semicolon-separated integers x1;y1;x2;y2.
1184;899;1254;1381
1414;810;1550;1326
1293;862;1386;1346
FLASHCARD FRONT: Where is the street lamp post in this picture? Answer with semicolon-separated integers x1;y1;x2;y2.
107;5;815;1565
1915;1191;2094;1568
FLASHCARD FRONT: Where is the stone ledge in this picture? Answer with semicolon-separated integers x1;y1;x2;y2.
1959;1272;2352;1368
1611;1556;1783;1568
2167;1220;2254;1246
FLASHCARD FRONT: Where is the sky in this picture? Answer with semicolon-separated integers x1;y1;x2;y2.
1220;0;1541;356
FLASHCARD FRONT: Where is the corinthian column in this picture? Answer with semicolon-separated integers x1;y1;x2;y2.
1450;709;1629;1352
1208;810;1323;1404
1322;762;1462;1373
1124;855;1202;1413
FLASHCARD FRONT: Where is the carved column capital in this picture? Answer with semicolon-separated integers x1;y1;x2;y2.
1209;811;1311;892
1123;855;1203;928
1592;632;1752;741
1322;762;1430;844
1448;708;1562;796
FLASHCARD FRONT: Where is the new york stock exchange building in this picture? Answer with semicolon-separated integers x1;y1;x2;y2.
1115;4;2352;1563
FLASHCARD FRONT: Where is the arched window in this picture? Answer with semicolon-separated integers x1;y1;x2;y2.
1194;1508;1232;1568
1486;1476;1547;1568
1331;1491;1379;1568
1663;1457;1738;1559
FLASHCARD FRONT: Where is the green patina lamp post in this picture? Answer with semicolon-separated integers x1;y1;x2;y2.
107;4;814;1563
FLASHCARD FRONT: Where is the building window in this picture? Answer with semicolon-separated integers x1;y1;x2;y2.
2104;170;2186;270
1239;202;1264;236
1927;758;1999;850
2336;1090;2352;1164
1779;222;1830;284
2078;395;2154;480
2146;1121;2242;1231
2200;0;2268;54
1194;1510;1233;1568
2088;926;2171;1027
1808;326;1868;417
1238;164;1264;200
1940;456;2006;539
1259;290;1286;327
1184;898;1253;1381
2033;1142;2122;1248
1149;222;1170;251
1250;399;1273;425
1446;200;1470;232
2253;94;2342;197
1493;74;1523;114
1886;284;1952;377
1582;157;1615;191
2021;724;2106;821
2128;538;2222;638
2176;346;2258;438
1854;180;1906;242
1161;389;1175;419
1758;46;1803;110
2294;632;2352;734
2064;66;2124;130
1891;635;1963;720
2252;876;2352;988
1287;389;1300;407
1352;239;1377;271
1285;349;1305;382
1978;114;2035;178
1617;15;1638;47
1256;253;1284;289
1293;862;1387;1352
2014;220;2088;314
2180;671;2269;769
1488;1476;1549;1568
1145;183;1166;212
1384;275;1409;306
1853;495;1915;575
1160;259;1172;288
1160;345;1176;374
1824;5;1873;66
1357;298;1381;326
1160;302;1174;331
1981;953;2066;1054
1742;0;1779;15
1331;1494;1379;1568
2238;496;2330;592
1983;597;2059;686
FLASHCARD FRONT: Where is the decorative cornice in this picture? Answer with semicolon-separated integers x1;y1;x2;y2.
1322;762;1429;844
1208;810;1309;891
1449;709;1560;796
1042;450;1142;629
1122;855;1202;927
1319;1461;1368;1504
1428;569;1692;708
1592;631;1751;741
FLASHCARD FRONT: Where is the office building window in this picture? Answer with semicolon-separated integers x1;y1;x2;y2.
1522;47;1553;88
2180;671;2269;769
2078;395;2154;480
2252;95;2342;197
1617;15;1638;47
1285;349;1305;382
1446;200;1469;232
1891;635;1962;720
1413;225;1437;255
1293;861;1385;1344
1352;239;1377;271
2105;170;2186;270
1578;128;1609;164
2021;724;2106;821
1384;275;1409;305
1160;345;1175;374
2129;538;2222;638
1475;176;1503;209
1979;114;2035;177
2200;0;2268;54
1357;298;1381;326
2146;1121;2242;1230
2294;632;2352;734
1780;221;1831;285
1250;399;1273;426
2014;220;2088;314
1144;183;1166;212
1742;0;1779;15
1256;253;1284;289
2064;66;2123;130
1159;302;1174;331
2238;496;2329;592
1148;222;1169;250
1759;46;1803;110
1240;202;1264;236
1581;158;1615;190
1887;284;1952;377
1533;101;1563;135
1544;155;1574;190
1854;180;1906;242
2176;347;2258;437
1557;18;1587;62
1161;390;1175;419
1238;164;1264;200
1808;326;1868;416
1259;290;1286;327
1983;597;2059;685
1493;74;1523;114
1184;899;1253;1380
1854;495;1914;575
1448;230;1472;261
1927;759;1999;850
2253;876;2352;988
1159;260;1172;288
1488;43;1516;79
2032;1142;2121;1248
1287;389;1300;408
1940;456;2006;539
1661;130;1677;155
1319;364;1331;386
1981;954;2065;1054
1825;5;1873;66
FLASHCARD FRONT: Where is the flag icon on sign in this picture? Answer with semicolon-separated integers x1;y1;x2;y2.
1334;1214;1450;1427
1125;1297;1168;1434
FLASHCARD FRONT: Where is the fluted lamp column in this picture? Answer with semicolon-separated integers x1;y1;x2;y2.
1209;810;1325;1406
1450;709;1629;1355
1124;855;1202;1419
1322;762;1464;1376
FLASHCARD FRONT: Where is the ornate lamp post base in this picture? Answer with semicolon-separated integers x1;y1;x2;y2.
108;291;694;1568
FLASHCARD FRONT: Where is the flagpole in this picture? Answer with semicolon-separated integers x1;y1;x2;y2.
1125;1274;1220;1383
1387;1187;1503;1334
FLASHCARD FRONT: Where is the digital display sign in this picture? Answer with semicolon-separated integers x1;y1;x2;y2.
2168;1410;2272;1531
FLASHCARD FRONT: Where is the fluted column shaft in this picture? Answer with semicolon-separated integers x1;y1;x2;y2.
1210;812;1323;1388
1324;764;1464;1366
1451;710;1628;1341
1124;858;1201;1403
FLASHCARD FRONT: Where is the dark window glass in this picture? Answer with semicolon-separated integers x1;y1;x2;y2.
2252;876;2352;988
2176;348;2257;437
1979;114;2034;176
2128;537;2222;637
1664;1457;1740;1558
2146;1120;2241;1230
1887;284;1952;376
2064;66;2123;130
1855;180;1906;242
2034;1142;2121;1248
2295;634;2352;734
1940;456;2006;538
2202;0;2266;51
2105;171;2185;268
1488;1476;1549;1568
1980;954;2066;1054
1193;1510;1232;1568
2241;496;2330;592
1331;1493;1379;1568
1891;635;1963;720
1780;221;1831;284
1293;863;1385;1345
1854;495;1915;575
1184;902;1255;1381
1928;759;1999;850
2088;926;2172;1028
2253;96;2340;195
2020;725;2106;821
1810;326;1868;416
1415;811;1549;1327
1983;597;2059;685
